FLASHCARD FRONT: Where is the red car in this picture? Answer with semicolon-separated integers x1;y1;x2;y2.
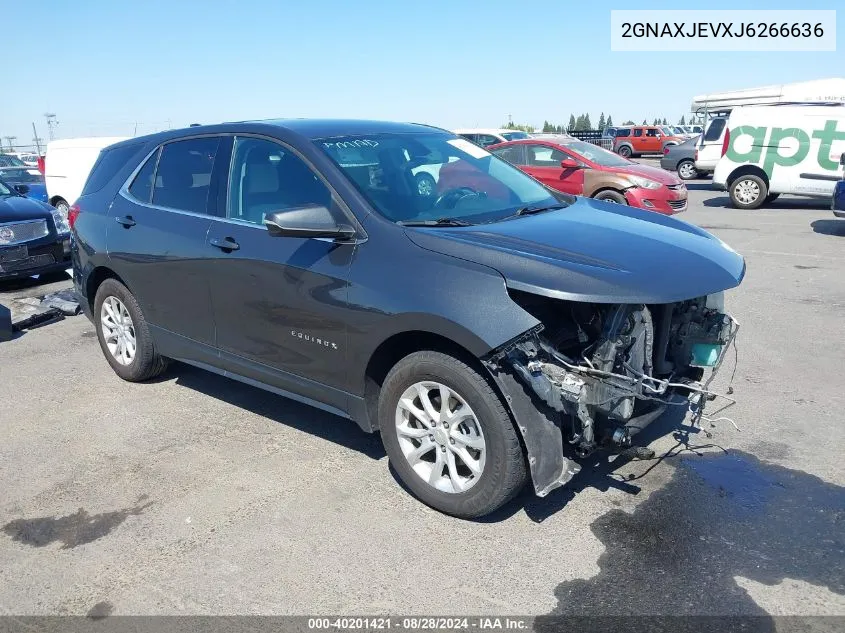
489;136;687;215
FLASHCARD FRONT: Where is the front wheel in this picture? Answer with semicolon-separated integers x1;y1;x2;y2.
677;159;698;180
379;351;527;518
415;172;436;197
729;174;768;209
53;198;69;215
593;190;628;205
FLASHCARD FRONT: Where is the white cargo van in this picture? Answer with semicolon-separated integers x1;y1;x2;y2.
710;105;845;209
45;136;127;213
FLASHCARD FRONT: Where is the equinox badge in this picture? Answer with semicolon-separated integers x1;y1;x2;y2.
291;330;339;350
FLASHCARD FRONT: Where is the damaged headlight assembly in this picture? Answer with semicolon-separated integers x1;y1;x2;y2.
484;292;738;497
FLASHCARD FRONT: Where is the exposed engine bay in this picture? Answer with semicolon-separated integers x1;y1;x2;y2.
484;291;738;496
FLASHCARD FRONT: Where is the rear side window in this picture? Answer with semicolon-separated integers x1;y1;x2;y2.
491;145;526;165
81;143;143;196
703;118;727;142
151;138;221;214
128;148;160;203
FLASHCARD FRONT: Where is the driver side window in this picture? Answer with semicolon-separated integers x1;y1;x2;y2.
228;137;332;226
527;145;566;167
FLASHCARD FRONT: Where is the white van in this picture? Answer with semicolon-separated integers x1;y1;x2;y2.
45;136;127;213
710;105;845;209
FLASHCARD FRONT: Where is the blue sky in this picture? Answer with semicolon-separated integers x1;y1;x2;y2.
2;0;842;147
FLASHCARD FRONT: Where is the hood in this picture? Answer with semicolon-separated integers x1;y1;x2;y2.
405;197;745;304
0;193;53;223
605;162;682;185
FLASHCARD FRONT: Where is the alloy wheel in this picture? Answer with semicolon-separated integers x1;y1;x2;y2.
100;296;136;366
678;162;697;179
395;381;486;493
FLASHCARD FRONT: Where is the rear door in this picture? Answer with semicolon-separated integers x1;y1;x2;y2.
107;136;227;353
521;144;585;195
205;135;356;402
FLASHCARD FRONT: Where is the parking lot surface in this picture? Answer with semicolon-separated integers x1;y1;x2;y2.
1;185;844;618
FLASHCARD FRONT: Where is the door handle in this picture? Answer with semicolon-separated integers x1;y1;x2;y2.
115;215;136;227
210;237;240;252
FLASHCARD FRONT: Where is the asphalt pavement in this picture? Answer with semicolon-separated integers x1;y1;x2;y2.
1;182;843;620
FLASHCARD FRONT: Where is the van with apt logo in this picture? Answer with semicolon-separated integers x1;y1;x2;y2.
710;105;845;209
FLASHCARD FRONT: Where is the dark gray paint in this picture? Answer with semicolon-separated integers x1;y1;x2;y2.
72;119;746;496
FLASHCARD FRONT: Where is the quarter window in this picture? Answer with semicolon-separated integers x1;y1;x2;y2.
228;137;332;226
82;143;143;196
128;148;160;203
151;137;220;214
704;118;727;142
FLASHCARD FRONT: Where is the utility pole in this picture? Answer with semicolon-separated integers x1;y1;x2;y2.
44;113;58;140
32;122;43;154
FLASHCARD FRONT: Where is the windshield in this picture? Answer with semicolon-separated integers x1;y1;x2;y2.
0;168;43;184
0;154;25;168
316;133;560;224
501;131;530;141
555;139;632;167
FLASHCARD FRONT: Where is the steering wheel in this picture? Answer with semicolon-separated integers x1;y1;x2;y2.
433;187;480;210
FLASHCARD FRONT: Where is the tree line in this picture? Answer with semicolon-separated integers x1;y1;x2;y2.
504;114;690;133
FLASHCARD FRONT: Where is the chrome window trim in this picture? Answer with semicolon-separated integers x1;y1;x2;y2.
118;132;367;242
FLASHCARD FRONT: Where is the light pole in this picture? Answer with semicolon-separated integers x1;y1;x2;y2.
44;113;58;140
4;136;16;152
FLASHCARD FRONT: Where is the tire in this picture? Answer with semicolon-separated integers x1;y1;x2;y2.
677;159;698;180
617;145;632;158
593;190;628;205
729;174;768;209
53;198;69;215
765;193;780;203
415;172;436;197
94;278;168;382
378;351;527;519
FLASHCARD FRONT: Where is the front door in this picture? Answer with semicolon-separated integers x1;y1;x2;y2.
205;135;356;401
522;144;585;195
107;136;226;348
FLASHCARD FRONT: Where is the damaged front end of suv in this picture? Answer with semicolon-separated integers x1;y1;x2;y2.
483;292;738;497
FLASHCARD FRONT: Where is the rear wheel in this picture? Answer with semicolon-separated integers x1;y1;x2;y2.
593;190;628;205
677;159;698;180
379;351;527;518
729;174;768;209
94;278;168;382
617;145;632;158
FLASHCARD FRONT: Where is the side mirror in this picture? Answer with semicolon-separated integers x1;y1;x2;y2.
560;158;581;169
14;184;30;195
263;205;355;241
840;152;845;166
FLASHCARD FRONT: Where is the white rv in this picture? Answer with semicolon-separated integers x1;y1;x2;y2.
45;136;128;213
690;78;845;209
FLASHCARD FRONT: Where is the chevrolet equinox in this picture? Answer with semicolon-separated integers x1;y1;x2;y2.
72;120;744;518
